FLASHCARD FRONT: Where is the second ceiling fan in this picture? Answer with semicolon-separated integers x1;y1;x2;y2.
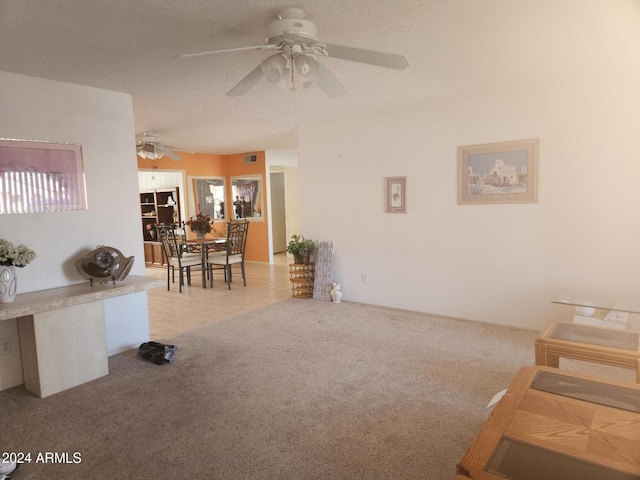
179;8;409;98
136;132;194;161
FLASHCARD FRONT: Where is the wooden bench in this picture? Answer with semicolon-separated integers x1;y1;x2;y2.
535;321;640;383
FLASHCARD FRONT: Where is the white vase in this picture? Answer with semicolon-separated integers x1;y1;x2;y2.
330;283;342;304
0;265;17;304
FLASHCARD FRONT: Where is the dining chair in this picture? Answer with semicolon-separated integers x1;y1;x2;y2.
208;219;249;289
156;223;207;292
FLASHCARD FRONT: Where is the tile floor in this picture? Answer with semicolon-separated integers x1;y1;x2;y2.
146;253;294;340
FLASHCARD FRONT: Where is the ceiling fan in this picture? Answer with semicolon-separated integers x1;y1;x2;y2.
178;7;409;98
136;132;195;161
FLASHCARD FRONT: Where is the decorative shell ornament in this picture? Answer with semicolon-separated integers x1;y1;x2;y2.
76;246;134;285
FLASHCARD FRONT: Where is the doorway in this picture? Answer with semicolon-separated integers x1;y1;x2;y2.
270;172;287;253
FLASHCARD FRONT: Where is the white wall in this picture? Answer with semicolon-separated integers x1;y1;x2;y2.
298;70;640;330
0;71;149;367
1;71;145;286
282;166;301;243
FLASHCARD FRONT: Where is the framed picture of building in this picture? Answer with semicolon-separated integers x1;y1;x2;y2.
385;176;406;213
457;138;539;205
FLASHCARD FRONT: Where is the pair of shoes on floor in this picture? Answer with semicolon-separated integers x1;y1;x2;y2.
137;341;178;365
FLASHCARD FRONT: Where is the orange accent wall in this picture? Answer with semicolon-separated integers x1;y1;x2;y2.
226;152;269;263
137;151;269;263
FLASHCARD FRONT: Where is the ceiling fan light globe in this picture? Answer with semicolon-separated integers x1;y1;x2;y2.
260;54;287;83
294;53;320;84
137;150;164;160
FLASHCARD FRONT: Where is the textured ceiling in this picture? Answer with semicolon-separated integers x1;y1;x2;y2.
0;0;638;154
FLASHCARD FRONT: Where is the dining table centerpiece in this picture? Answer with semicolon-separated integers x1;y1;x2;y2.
186;213;213;239
0;238;37;303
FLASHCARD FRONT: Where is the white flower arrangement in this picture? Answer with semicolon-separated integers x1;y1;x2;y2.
0;239;37;268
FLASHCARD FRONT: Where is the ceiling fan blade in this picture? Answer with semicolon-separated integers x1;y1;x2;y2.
163;145;195;154
178;44;278;59
227;65;265;97
323;44;409;70
155;145;182;161
315;63;348;99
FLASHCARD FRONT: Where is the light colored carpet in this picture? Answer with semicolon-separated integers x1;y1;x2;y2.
0;299;633;479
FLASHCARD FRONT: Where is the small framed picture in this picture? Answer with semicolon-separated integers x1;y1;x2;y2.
385;176;406;213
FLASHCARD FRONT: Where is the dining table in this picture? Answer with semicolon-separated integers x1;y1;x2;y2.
185;237;227;288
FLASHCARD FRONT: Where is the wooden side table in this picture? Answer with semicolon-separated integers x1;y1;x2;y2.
535;321;640;383
457;366;640;478
289;263;315;299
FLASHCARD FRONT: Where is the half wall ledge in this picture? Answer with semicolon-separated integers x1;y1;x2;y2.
0;275;164;321
0;275;164;398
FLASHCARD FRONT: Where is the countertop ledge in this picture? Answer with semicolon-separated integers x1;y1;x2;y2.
0;276;164;321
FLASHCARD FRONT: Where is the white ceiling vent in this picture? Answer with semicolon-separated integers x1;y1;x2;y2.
244;154;258;164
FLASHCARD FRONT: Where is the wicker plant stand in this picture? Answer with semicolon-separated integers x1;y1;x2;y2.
289;263;315;299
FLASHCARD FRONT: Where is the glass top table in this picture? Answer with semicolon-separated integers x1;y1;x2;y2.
457;366;640;479
548;322;639;351
551;290;640;315
535;321;640;383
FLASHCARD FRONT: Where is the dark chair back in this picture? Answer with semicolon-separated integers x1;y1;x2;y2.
156;223;190;261
156;223;204;292
225;219;249;259
208;220;249;289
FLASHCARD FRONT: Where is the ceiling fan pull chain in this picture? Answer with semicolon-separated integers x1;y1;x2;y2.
290;55;297;91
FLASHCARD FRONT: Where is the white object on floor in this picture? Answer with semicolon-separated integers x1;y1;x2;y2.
0;459;17;477
487;389;507;409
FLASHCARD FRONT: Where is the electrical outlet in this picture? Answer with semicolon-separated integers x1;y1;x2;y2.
0;337;12;356
361;273;368;284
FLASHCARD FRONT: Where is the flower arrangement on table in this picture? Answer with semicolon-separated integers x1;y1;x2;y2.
185;213;212;235
0;239;37;267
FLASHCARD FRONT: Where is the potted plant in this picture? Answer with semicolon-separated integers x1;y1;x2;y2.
287;234;317;264
185;213;212;238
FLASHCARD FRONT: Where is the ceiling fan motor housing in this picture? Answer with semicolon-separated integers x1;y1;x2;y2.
137;133;159;145
267;9;319;45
